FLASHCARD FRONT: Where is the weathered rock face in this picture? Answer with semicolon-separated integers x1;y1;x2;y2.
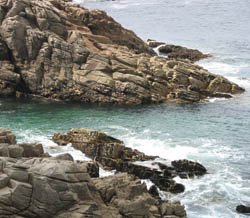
0;156;186;218
0;157;111;218
0;127;201;217
0;0;244;104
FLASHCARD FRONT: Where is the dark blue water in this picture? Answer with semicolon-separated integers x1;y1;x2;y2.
1;0;250;217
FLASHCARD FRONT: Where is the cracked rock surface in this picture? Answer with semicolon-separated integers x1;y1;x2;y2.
0;157;187;218
0;127;195;218
0;0;244;104
0;157;100;217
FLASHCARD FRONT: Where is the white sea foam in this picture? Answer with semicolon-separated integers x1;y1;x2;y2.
207;97;228;103
99;168;116;177
198;60;250;91
47;143;92;161
124;136;199;161
141;179;154;189
153;45;169;58
17;129;91;160
197;60;248;76
141;179;167;200
171;169;250;218
227;76;250;89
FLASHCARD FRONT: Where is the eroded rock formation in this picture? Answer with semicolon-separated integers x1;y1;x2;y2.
0;0;244;104
0;128;188;218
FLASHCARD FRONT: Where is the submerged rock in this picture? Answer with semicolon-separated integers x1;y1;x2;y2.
0;0;244;104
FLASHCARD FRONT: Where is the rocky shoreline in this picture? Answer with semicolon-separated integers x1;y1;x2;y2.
0;0;245;105
0;127;210;217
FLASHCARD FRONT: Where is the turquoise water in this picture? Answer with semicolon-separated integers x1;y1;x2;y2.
1;0;250;217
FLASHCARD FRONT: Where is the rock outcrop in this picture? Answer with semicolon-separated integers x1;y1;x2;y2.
0;128;188;218
159;44;210;62
53;128;207;193
0;0;244;104
147;39;210;62
0;128;46;158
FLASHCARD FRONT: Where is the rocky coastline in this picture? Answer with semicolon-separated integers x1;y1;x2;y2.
0;0;248;217
0;127;210;217
0;0;245;105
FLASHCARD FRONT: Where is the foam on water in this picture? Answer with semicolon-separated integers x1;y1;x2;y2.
17;130;91;160
198;59;250;90
227;76;250;89
99;168;115;177
171;170;250;218
207;97;228;103
198;60;245;75
47;143;92;161
124;136;199;161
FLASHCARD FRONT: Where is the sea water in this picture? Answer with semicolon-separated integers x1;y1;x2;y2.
1;0;250;217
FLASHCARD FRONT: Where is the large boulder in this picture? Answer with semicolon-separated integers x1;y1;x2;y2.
0;0;244;104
